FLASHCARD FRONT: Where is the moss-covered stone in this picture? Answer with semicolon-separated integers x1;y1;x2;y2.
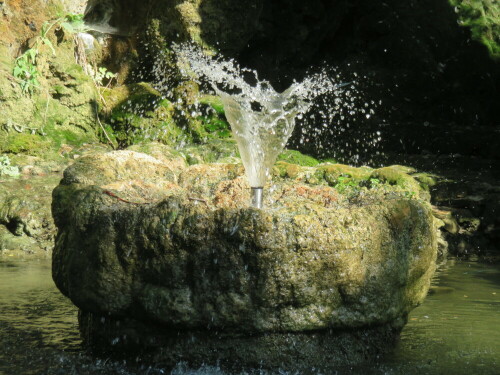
277;149;320;167
319;163;373;186
449;0;500;60
102;83;185;148
52;147;439;370
100;82;232;148
412;172;439;191
0;173;61;258
0;28;99;156
181;138;239;165
370;166;424;198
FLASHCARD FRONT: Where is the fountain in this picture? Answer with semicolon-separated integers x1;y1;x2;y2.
175;44;348;208
50;44;440;373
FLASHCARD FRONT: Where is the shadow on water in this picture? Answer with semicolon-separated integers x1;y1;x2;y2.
0;258;499;374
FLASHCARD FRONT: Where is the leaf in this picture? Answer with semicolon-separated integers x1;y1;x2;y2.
105;71;117;79
27;49;37;64
66;13;84;23
60;21;75;33
41;21;49;37
42;37;56;55
13;66;23;77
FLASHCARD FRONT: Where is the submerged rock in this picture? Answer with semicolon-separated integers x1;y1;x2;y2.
52;143;440;370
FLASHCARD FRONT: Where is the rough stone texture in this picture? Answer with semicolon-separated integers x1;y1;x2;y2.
0;10;99;156
0;144;112;258
61;0;87;14
0;173;60;257
52;143;440;369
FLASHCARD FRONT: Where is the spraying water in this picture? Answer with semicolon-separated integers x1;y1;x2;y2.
175;44;352;208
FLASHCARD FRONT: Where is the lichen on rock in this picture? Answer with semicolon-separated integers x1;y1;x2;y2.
52;143;440;370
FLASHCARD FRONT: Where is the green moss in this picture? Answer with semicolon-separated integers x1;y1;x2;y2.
412;173;439;191
0;133;51;155
101;82;230;148
199;95;225;115
449;0;500;60
182;138;239;164
0;45;13;70
369;166;425;200
102;83;186;148
319;164;373;186
66;63;89;81
277;150;320;167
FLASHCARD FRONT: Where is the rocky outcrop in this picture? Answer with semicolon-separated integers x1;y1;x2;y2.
0;145;112;258
0;0;99;156
52;143;440;370
0;173;60;257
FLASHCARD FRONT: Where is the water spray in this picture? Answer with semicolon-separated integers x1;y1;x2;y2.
175;44;355;211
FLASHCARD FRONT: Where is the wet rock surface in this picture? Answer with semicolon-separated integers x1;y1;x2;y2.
389;153;500;260
0;145;112;258
52;143;440;370
0;173;61;258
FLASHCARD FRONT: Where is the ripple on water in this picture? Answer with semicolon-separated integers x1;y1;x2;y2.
0;259;499;374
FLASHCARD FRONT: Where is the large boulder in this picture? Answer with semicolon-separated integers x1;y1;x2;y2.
52;144;440;370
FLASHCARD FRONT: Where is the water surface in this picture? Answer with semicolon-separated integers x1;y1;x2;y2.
0;259;498;375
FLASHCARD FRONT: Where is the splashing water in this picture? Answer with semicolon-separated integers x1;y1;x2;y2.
175;44;350;207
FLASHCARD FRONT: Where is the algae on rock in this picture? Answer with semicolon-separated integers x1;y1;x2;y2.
52;144;441;369
0;27;99;156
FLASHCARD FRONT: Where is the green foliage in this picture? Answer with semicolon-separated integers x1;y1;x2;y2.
403;191;417;199
12;14;86;95
0;133;51;155
13;50;40;95
90;67;118;87
198;95;225;115
0;155;20;177
334;176;361;193
59;13;87;34
449;0;500;59
369;178;380;187
334;176;384;194
198;114;231;138
107;94;186;148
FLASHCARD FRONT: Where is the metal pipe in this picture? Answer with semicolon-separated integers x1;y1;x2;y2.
251;187;263;209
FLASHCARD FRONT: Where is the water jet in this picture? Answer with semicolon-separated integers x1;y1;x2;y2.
175;44;348;208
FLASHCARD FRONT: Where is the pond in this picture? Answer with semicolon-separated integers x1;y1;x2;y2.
0;258;498;375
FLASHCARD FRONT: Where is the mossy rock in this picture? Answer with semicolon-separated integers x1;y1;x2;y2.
272;161;324;185
277;150;320;167
319;163;373;186
127;142;188;173
450;0;500;60
195;94;231;139
0;133;52;155
0;35;99;155
370;166;427;199
199;94;225;115
102;82;231;148
52;148;439;370
101;82;162;112
412;173;439;191
103;83;185;148
181;138;239;165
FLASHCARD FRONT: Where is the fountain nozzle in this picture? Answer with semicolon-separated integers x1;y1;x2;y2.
251;187;263;209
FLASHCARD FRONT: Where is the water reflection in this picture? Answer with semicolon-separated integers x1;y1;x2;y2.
0;259;498;374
